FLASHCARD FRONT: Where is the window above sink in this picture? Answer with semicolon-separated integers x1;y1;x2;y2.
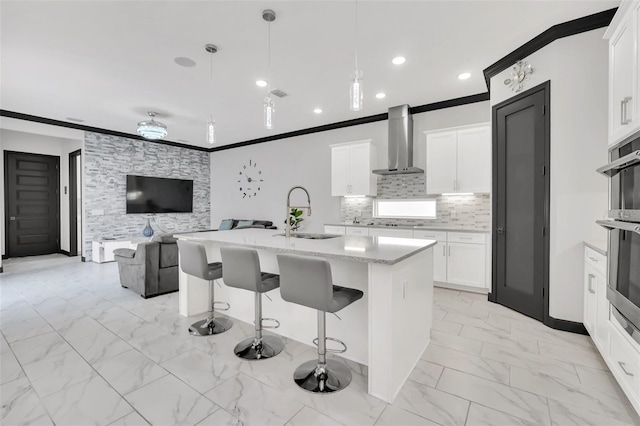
373;199;436;219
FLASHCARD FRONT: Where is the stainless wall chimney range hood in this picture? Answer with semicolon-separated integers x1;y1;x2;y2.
373;104;424;175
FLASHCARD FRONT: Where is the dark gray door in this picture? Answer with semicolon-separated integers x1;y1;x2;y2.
5;151;60;257
492;82;549;321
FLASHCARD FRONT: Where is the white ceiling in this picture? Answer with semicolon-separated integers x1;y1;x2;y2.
0;1;619;149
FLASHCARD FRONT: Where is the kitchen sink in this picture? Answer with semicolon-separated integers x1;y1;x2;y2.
274;233;340;240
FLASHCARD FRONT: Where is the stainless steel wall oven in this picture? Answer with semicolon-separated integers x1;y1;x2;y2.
598;135;640;342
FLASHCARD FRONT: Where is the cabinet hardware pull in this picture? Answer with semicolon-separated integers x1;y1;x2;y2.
588;256;598;262
619;361;634;377
448;246;451;257
588;274;595;294
442;245;446;256
622;97;633;125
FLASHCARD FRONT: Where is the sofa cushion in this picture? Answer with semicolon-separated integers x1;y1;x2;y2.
235;220;255;229
218;219;234;230
252;220;273;228
159;242;178;268
113;248;135;259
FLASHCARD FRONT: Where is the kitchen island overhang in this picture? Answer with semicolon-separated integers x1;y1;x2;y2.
175;229;436;403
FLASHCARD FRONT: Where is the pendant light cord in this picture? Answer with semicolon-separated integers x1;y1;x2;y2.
354;0;359;70
209;51;214;120
267;19;272;95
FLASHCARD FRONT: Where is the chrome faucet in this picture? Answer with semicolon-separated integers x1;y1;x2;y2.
286;186;312;237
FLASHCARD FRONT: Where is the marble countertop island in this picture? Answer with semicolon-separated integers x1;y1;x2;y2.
175;229;437;265
175;228;435;403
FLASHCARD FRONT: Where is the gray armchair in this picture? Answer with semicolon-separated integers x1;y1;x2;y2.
113;235;179;298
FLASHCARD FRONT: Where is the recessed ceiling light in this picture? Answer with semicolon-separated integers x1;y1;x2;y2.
392;56;406;65
458;72;471;80
174;57;196;67
375;93;386;99
313;108;323;114
256;80;268;87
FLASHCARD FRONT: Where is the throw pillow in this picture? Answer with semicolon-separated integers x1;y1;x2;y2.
218;219;234;230
235;220;255;229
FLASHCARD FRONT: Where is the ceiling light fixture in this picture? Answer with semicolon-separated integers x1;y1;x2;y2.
256;80;267;87
205;44;218;145
458;72;471;80
137;111;167;140
263;9;276;130
350;0;363;112
375;93;386;99
314;108;323;114
392;56;406;65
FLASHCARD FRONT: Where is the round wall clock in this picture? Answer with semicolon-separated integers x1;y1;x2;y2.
504;60;533;93
237;159;263;198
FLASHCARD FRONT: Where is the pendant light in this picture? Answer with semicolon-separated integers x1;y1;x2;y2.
262;9;276;130
137;111;168;140
205;44;217;144
350;0;363;111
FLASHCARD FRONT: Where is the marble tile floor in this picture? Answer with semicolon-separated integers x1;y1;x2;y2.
1;256;639;426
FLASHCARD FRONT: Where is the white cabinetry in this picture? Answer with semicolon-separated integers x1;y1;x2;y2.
414;230;447;282
425;124;491;194
583;246;609;352
368;228;413;238
324;225;346;235
345;226;369;236
446;232;487;289
605;1;640;146
330;140;377;196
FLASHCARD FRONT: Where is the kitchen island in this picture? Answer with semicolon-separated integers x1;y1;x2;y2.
175;228;436;403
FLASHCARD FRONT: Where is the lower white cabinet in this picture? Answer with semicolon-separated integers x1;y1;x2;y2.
368;228;413;238
609;322;640;401
583;247;609;353
447;242;486;288
326;225;489;291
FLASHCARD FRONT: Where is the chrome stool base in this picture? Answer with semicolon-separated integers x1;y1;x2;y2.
293;359;352;393
188;317;233;336
234;335;284;360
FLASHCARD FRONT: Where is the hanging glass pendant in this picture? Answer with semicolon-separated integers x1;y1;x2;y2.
264;96;275;129
350;69;363;111
206;117;216;144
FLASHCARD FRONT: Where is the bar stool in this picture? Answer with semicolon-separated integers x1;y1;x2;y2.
277;253;363;393
220;246;284;360
177;240;232;336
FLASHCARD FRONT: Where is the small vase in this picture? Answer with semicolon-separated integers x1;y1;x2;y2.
142;218;154;237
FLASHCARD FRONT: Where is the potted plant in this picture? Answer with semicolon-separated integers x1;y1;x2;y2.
286;208;304;232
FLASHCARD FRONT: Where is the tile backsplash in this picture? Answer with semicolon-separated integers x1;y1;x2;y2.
340;174;490;230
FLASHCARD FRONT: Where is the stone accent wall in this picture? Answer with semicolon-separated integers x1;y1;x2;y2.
341;174;490;230
83;132;210;258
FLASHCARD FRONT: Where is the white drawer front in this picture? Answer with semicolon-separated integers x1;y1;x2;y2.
324;225;346;235
610;326;640;399
585;247;606;277
345;227;369;236
368;228;414;238
447;232;485;245
413;230;447;241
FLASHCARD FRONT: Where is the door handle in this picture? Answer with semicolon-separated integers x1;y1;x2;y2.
622;97;633;125
496;227;504;234
10;217;16;221
588;274;595;294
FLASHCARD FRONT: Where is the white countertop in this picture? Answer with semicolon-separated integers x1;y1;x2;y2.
325;222;490;233
175;229;437;265
584;240;607;257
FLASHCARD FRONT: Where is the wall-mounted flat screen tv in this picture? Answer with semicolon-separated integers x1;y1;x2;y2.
126;175;193;214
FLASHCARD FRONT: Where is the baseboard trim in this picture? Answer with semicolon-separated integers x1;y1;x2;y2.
1;255;8;260
544;316;588;335
60;250;71;257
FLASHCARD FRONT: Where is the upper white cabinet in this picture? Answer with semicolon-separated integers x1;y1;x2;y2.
606;1;640;146
331;140;377;196
425;124;491;194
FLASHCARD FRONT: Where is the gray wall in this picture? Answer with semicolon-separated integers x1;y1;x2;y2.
83;132;210;258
